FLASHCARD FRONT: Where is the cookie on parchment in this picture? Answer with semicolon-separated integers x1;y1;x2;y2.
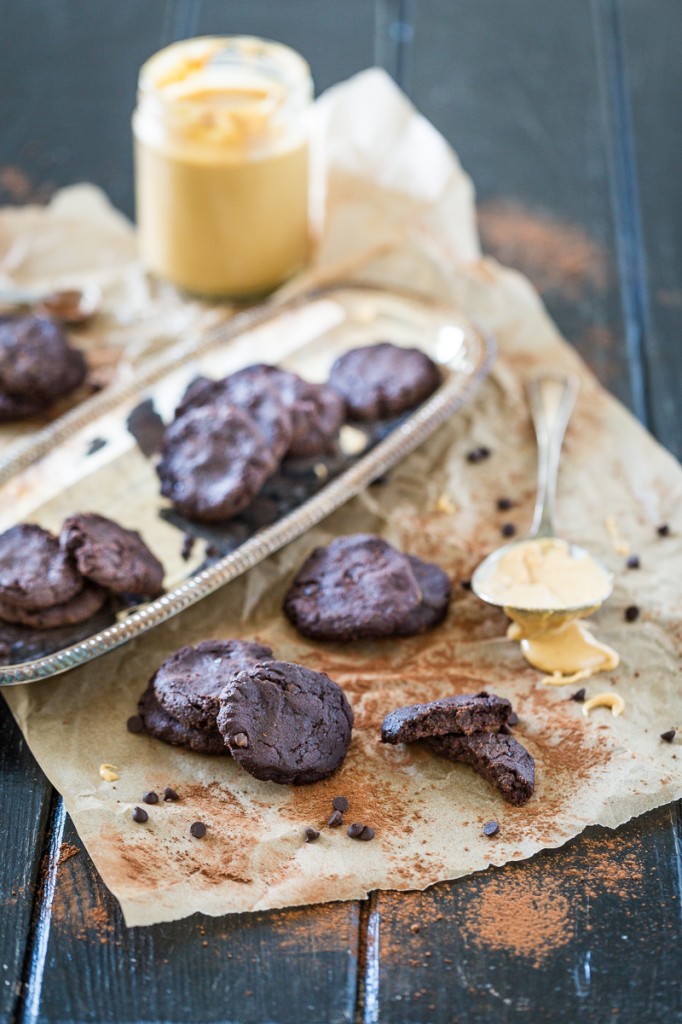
328;341;441;420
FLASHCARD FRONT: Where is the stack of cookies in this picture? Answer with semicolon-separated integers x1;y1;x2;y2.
381;692;535;805
0;514;163;629
0;314;87;421
135;640;354;785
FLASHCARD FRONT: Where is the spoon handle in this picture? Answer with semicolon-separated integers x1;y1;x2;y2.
528;373;580;538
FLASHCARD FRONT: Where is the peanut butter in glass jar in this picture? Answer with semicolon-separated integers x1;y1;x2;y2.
132;36;312;298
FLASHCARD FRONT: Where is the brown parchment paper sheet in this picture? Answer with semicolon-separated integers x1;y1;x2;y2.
3;70;682;926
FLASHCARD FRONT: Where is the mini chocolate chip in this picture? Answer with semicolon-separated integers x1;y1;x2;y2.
358;826;375;841
657;524;670;537
190;821;207;839
328;810;343;828
661;729;676;743
483;820;499;837
497;497;513;511
499;724;512;735
626;555;640;569
508;711;519;726
163;787;180;802
332;796;349;813
466;445;491;464
232;732;249;749
347;823;364;838
181;533;195;561
501;522;517;538
570;688;587;703
132;806;148;824
142;791;159;805
205;543;220;558
305;828;320;843
625;605;640;622
460;578;472;591
126;714;144;734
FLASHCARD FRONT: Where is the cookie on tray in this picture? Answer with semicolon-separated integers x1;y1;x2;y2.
283;533;451;641
60;513;164;597
0;582;107;629
217;660;354;785
137;684;229;756
427;732;535;806
381;692;513;745
0;524;84;611
328;341;441;420
156;404;276;522
0;314;87;420
152;639;274;732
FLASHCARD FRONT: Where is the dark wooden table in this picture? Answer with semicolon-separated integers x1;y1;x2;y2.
1;3;681;1022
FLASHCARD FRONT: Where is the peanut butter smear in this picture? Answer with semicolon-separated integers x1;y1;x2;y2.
479;538;619;683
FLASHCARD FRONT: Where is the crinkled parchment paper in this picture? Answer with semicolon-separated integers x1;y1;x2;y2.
3;70;682;926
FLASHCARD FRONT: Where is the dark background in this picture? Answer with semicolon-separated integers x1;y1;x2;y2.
1;2;681;1022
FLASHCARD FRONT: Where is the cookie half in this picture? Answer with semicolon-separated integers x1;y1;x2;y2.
427;732;535;806
217;660;354;785
328;342;441;420
60;513;164;596
153;639;274;732
381;692;512;745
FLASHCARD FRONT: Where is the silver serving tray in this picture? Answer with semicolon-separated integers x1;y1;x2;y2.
0;283;494;685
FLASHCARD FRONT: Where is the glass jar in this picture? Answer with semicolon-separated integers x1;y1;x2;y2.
132;36;312;299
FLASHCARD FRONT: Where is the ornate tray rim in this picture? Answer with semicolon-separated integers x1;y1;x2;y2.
0;282;495;685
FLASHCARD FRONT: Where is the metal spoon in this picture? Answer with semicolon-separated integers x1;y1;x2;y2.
471;372;614;614
0;284;101;325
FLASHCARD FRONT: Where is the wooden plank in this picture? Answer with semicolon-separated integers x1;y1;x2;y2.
620;0;682;458
29;816;359;1024
0;700;55;1022
408;0;632;409
367;806;682;1023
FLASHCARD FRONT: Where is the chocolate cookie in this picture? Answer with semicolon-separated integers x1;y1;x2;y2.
153;638;274;731
137;684;228;755
381;692;512;745
392;556;452;636
0;389;46;423
0;583;106;629
60;513;164;596
177;372;294;464
0;314;86;406
329;342;441;420
157;405;276;522
227;365;345;458
427;732;535;806
0;524;84;610
283;534;445;642
217;660;354;784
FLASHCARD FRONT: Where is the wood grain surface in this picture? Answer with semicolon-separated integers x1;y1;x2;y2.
0;1;680;1022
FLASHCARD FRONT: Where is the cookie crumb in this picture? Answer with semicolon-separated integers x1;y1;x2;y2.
99;763;119;782
657;524;670;537
570;688;587;703
181;533;195;561
466;446;491;464
626;555;640;569
501;522;517;538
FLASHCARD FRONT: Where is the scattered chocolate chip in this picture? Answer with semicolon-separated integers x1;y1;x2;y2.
358;826;375;841
460;578;472;591
85;437;107;456
126;714;144;734
570;688;587;703
499;724;512;735
132;806;148;824
190;821;207;839
625;605;640;622
497;497;513;511
508;711;519;726
332;796;349;813
466;446;491;464
661;729;676;744
163;787;180;801
232;732;249;748
626;555;640;569
501;523;517;538
483;820;499;837
305;827;320;843
205;543;220;559
347;822;364;838
142;791;159;805
657;524;670;537
328;810;343;828
181;533;196;561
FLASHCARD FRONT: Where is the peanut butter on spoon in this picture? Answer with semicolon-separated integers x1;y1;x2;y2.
472;375;618;684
